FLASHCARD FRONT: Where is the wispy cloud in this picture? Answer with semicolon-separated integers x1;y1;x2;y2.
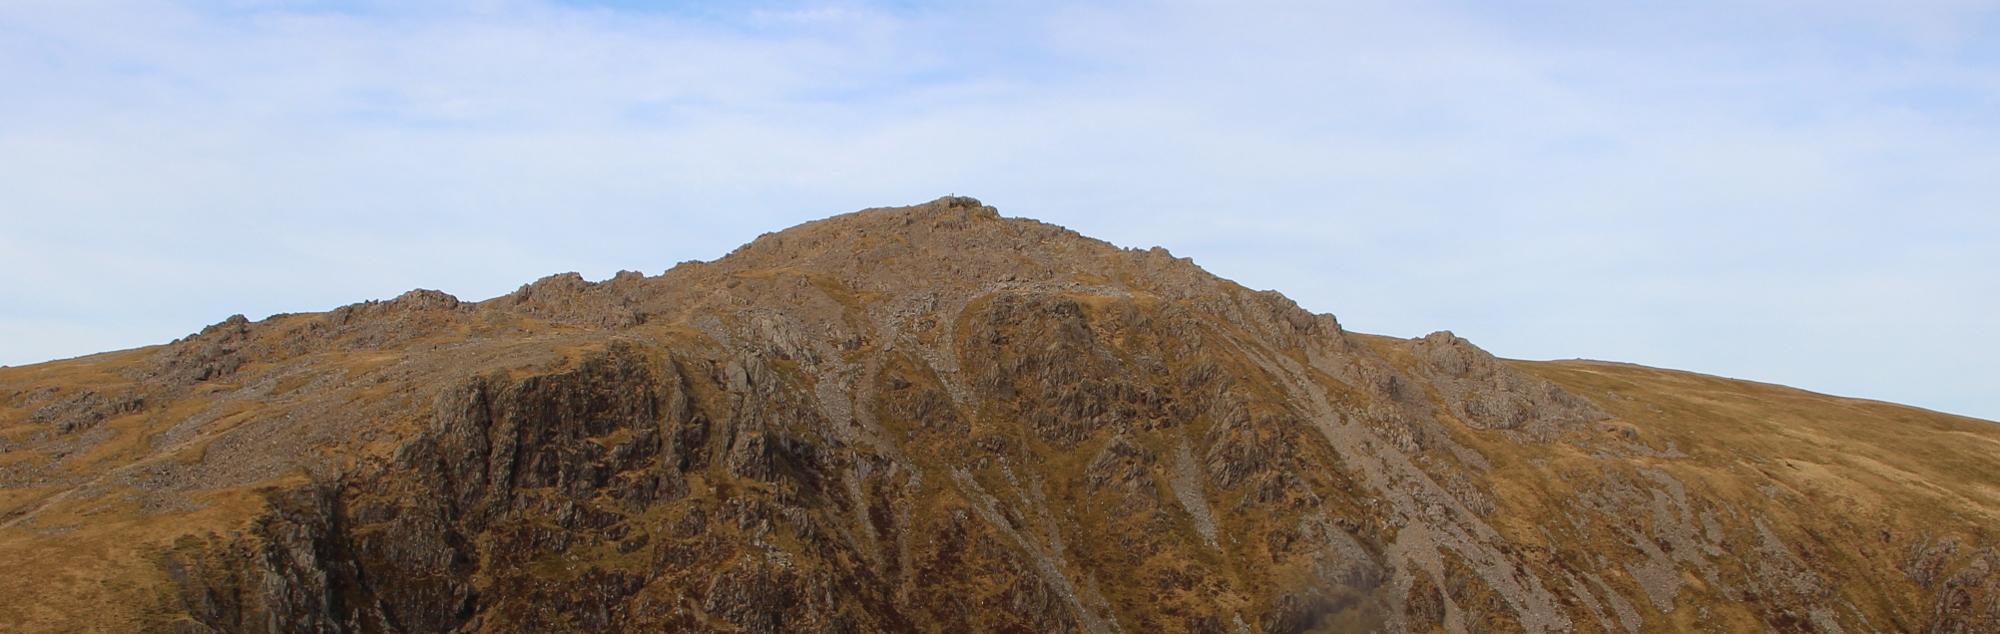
3;0;1997;419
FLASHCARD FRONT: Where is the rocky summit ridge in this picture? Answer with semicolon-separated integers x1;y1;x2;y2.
1;197;1997;633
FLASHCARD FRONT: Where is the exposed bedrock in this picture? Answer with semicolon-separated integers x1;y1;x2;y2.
1;198;1987;633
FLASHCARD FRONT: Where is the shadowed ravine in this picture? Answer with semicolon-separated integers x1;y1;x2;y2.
1;197;1996;632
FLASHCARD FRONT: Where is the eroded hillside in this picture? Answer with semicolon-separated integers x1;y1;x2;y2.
1;197;1995;633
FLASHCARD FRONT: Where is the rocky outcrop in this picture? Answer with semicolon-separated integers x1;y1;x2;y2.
1;197;1995;633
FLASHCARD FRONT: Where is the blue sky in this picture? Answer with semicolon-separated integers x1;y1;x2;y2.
4;0;1998;421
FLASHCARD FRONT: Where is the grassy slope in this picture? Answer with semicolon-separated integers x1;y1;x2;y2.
1514;359;2000;534
1510;359;2000;631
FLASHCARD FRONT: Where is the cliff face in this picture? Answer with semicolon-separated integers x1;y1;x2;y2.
2;197;1997;633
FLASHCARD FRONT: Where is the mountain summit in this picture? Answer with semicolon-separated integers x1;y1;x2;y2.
2;197;1996;633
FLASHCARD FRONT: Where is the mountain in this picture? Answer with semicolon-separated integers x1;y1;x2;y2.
1;197;1996;633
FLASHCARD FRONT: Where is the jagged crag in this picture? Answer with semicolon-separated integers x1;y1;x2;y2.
3;198;1998;633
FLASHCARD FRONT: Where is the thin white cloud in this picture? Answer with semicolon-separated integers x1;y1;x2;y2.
1;0;1997;419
